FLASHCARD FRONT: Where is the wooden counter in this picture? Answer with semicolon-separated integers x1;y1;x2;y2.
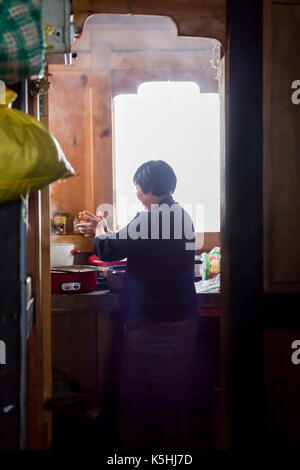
51;289;221;392
51;290;123;398
51;288;221;448
51;289;221;317
51;289;120;314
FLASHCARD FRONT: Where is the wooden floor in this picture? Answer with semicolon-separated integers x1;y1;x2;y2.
52;406;217;450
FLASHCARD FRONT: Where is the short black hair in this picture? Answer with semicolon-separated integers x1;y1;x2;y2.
133;160;177;196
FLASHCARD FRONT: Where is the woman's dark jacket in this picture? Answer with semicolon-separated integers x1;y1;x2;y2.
94;195;198;329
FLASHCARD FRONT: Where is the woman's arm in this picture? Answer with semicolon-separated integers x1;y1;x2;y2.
77;211;111;237
78;210;140;262
94;232;128;262
93;214;140;261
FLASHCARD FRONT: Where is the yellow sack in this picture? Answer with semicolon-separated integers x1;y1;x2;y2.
0;90;75;203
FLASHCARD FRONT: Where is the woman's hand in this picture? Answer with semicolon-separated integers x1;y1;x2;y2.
77;211;107;237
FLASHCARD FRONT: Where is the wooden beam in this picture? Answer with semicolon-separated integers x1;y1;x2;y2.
73;0;226;45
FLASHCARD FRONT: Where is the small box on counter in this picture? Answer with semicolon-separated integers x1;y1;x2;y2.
53;212;69;235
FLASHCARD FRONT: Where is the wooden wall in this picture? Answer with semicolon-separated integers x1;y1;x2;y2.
263;0;300;293
265;329;300;448
225;0;300;451
262;0;300;450
26;96;52;449
49;16;220;251
39;0;300;452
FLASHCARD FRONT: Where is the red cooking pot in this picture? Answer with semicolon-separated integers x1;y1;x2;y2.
51;265;98;294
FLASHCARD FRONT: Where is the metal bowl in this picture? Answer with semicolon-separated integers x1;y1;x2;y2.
107;265;126;292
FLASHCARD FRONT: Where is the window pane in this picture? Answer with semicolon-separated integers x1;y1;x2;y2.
113;82;220;232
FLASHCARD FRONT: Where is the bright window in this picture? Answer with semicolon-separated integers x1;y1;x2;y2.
113;82;220;232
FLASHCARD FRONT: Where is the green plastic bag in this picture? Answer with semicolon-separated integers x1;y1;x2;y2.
0;0;45;84
0;90;75;203
201;247;221;280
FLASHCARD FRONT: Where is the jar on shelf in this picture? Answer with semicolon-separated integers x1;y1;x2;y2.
53;212;68;235
73;215;80;233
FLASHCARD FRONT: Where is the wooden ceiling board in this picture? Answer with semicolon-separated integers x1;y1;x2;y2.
73;0;226;45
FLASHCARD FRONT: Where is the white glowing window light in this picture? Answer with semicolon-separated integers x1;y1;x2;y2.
113;81;220;232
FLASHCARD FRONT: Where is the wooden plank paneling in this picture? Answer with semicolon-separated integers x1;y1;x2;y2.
52;311;97;391
26;92;52;449
39;185;52;448
48;70;94;228
91;42;114;212
264;1;300;292
96;310;124;396
265;329;300;448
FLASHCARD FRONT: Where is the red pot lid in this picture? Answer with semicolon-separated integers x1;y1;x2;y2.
88;254;127;266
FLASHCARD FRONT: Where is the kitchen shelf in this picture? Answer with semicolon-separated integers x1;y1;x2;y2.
50;234;94;252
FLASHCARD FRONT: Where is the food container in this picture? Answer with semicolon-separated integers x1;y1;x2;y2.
53;212;68;234
51;265;98;294
107;265;126;292
200;247;221;280
50;243;80;267
194;255;202;280
73;216;80;233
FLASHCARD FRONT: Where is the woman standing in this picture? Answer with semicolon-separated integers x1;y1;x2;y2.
78;160;198;450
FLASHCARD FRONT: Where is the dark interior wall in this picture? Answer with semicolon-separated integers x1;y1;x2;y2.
0;200;28;450
227;0;300;450
0;82;28;450
226;0;264;448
